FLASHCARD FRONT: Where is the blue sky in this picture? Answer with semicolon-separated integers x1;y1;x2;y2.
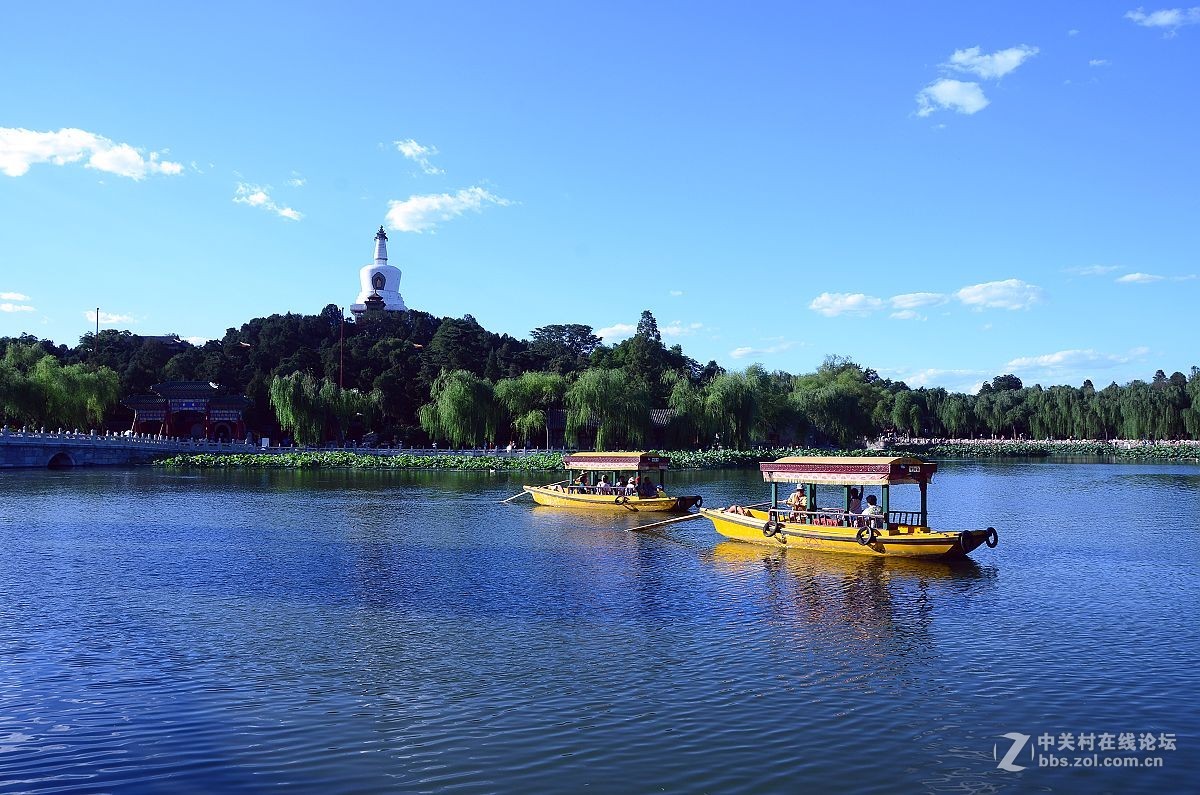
1;1;1197;393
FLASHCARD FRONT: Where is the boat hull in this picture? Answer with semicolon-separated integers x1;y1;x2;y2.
525;485;700;513
700;508;988;559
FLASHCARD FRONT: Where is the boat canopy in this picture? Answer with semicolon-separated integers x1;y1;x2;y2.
760;456;936;486
562;452;669;471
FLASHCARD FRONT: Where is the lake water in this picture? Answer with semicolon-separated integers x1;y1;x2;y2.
0;461;1197;793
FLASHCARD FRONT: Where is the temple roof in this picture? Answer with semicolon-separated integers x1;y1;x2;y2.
151;381;222;398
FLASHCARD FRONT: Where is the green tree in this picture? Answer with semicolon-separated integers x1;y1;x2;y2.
269;372;326;445
565;368;649;450
495;371;567;448
662;369;708;447
0;343;119;429
789;356;885;446
269;372;382;445
528;324;601;375
417;369;498;447
703;369;763;449
937;394;974;438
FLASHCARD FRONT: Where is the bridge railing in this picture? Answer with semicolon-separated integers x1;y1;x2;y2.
0;426;256;452
0;427;565;457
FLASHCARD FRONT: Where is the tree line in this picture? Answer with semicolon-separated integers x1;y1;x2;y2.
1;306;1197;449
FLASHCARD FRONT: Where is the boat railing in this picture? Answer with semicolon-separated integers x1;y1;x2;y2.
887;510;925;526
772;508;862;527
767;507;918;530
560;485;640;496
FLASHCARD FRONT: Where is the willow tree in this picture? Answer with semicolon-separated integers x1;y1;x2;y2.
319;379;384;441
1184;368;1200;440
662;369;707;447
418;369;497;448
788;358;885;447
937;394;974;438
565;368;648;451
495;371;567;448
271;372;384;444
703;370;762;449
0;345;119;429
269;372;325;445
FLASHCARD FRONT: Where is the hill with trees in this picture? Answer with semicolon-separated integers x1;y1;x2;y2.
2;306;1198;450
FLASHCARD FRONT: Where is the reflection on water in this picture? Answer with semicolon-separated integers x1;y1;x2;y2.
0;462;1196;793
704;542;997;675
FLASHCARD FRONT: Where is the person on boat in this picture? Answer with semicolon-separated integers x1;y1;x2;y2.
848;487;862;514
625;475;638;495
572;473;590;492
861;494;884;528
637;477;659;498
785;485;807;521
597;475;612;494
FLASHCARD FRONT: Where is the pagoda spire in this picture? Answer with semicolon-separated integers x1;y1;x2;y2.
374;226;388;267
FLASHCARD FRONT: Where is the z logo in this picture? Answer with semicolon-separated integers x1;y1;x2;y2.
994;732;1032;772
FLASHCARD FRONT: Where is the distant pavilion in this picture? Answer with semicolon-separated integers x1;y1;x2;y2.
123;382;251;441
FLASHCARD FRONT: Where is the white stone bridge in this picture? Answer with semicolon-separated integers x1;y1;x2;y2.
0;427;257;469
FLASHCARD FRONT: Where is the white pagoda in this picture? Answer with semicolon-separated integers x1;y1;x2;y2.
350;226;407;316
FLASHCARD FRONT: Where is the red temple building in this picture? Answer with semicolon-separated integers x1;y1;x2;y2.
123;382;251;441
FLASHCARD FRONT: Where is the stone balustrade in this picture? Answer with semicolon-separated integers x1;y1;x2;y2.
0;426;256;468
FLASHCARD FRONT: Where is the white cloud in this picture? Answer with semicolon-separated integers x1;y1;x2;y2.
885;367;989;392
1116;272;1196;283
1;303;35;313
385;186;510;233
1068;29;1080;36
288;173;305;187
1125;7;1200;33
1006;347;1149;375
809;292;885;317
181;336;208;346
662;321;703;338
889;292;947;309
1067;264;1120;276
394;139;443;175
84;310;134;325
0;292;30;301
0;127;183;179
729;340;796;360
916;45;1037;118
889;310;922;321
955;279;1043;310
669;290;684;297
916;79;990;117
595;323;635;342
1116;272;1164;283
1089;59;1111;66
233;183;302;221
947;45;1039;79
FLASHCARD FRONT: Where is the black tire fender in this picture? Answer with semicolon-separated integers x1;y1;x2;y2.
614;495;626;505
985;527;999;548
856;526;875;546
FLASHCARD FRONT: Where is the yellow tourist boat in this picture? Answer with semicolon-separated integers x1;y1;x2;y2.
700;455;998;559
523;452;703;513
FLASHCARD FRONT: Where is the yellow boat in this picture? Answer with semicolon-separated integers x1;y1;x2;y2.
700;455;998;559
523;452;703;513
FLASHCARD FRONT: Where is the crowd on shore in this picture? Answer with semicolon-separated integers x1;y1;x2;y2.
878;435;1200;450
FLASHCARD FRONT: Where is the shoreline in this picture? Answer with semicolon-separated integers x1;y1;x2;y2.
157;440;1200;470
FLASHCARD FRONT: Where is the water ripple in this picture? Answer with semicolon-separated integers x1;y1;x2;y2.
0;464;1197;792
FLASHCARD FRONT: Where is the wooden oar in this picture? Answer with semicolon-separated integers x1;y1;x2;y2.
500;479;568;503
628;512;706;533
